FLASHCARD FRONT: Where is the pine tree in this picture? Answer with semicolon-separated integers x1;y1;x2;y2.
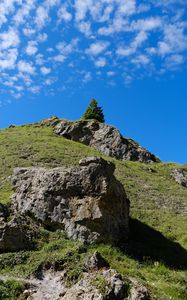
82;99;105;123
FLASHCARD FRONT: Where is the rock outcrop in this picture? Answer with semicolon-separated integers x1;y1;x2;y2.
171;168;187;187
55;120;159;163
11;156;129;244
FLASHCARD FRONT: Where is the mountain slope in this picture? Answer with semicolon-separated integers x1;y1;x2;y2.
0;122;187;299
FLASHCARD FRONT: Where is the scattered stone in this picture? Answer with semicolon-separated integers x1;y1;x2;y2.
171;168;187;187
11;156;129;244
85;252;110;271
55;120;159;163
61;269;127;300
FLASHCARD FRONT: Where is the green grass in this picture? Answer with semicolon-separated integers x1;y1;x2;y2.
0;123;187;299
0;280;24;300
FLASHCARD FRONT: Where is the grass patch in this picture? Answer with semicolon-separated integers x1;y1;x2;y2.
0;280;24;300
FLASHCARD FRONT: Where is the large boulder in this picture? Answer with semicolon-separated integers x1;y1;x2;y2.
11;157;129;244
55;120;159;163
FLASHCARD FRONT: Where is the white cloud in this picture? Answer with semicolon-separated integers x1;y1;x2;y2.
74;0;92;22
82;71;92;83
40;66;51;75
56;39;79;55
95;57;106;67
165;54;185;69
58;5;72;22
0;0;186;98
25;41;38;55
23;27;35;37
0;28;20;50
13;0;36;25
37;33;48;43
117;31;148;57
53;54;66;62
132;17;162;32
35;6;49;29
86;41;109;56
107;71;115;77
158;24;187;56
77;21;92;37
132;54;150;66
17;60;35;75
35;54;45;65
0;48;18;69
28;85;40;94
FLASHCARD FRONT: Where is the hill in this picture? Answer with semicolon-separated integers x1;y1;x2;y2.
0;121;186;299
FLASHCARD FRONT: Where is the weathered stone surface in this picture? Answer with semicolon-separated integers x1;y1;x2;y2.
0;216;34;252
11;157;129;244
55;120;159;163
171;168;187;187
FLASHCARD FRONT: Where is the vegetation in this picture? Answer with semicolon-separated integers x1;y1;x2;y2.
82;99;105;123
0;121;186;299
0;280;24;300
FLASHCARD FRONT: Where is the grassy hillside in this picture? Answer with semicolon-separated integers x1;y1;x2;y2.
0;123;187;299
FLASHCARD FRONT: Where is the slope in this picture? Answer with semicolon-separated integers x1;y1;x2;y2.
0;122;186;299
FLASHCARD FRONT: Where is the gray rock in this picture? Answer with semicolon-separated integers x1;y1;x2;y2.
55;120;159;163
85;251;110;271
0;216;34;252
171;168;187;187
11;157;129;244
129;285;150;300
61;269;127;300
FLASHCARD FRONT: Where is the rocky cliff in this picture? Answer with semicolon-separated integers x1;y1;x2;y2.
55;120;159;163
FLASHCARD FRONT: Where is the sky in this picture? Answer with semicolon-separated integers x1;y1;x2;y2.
0;0;187;163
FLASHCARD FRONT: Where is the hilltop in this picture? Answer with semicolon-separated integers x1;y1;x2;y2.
0;119;186;300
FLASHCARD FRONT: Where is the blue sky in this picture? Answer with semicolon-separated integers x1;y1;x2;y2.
0;0;187;163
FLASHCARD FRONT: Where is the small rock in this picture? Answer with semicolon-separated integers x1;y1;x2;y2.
129;285;150;300
85;252;109;271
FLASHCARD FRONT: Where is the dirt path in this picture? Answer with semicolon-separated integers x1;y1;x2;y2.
0;271;66;300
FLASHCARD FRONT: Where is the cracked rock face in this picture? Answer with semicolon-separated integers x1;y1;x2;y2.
11;157;129;244
55;120;159;163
